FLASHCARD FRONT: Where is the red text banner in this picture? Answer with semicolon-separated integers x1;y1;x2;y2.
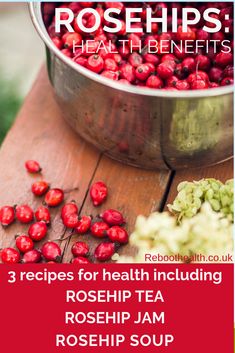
0;264;233;353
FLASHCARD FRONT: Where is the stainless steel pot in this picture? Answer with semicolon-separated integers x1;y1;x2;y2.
30;3;234;170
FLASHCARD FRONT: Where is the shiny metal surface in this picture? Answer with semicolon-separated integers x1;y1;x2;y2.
30;3;234;170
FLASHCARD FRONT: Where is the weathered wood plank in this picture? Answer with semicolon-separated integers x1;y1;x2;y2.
0;67;171;263
63;156;171;263
0;67;100;257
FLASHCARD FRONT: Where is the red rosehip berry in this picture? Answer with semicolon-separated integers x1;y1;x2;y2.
209;67;223;83
157;62;174;79
61;48;72;58
145;62;155;74
16;205;34;224
177;25;196;41
128;52;143;67
146;75;163;89
63;213;80;229
45;188;64;207
107;226;129;244
41;242;62;262
0;206;15;226
28;222;47;242
74;56;88;67
215;52;233;68
35;206;51;225
182;57;196;74
135;64;151;81
71;257;91;264
100;70;119;80
120;63;136;83
52;37;63;50
90;181;108;206
87;54;104;73
104;58;118;72
22;249;42;264
209;82;219;88
16;235;34;253
166;75;179;87
195;55;211;71
196;71;209;82
72;242;89;257
75;215;92;234
25;160;41;173
100;209;125;226
61;202;79;219
223;65;234;78
191;79;209;90
150;22;159;33
94;242;115;262
1;248;20;264
220;77;234;86
174;63;185;79
32;181;49;196
161;54;177;64
175;80;190;90
143;53;160;66
187;71;209;84
63;32;82;49
112;53;122;64
91;222;109;238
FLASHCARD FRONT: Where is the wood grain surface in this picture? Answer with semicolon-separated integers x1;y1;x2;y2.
0;67;100;257
0;67;171;262
62;156;171;262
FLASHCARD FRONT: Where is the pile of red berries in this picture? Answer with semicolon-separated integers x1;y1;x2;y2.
0;160;128;264
45;2;233;89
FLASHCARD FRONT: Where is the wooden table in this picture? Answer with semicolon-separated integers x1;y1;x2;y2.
0;67;233;262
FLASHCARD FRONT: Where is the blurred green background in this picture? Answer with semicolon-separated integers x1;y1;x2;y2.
0;3;43;144
0;79;22;143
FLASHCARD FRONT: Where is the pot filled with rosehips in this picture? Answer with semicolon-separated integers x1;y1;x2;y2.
30;2;233;170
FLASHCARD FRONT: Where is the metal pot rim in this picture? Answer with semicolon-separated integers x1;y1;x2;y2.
30;2;234;99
